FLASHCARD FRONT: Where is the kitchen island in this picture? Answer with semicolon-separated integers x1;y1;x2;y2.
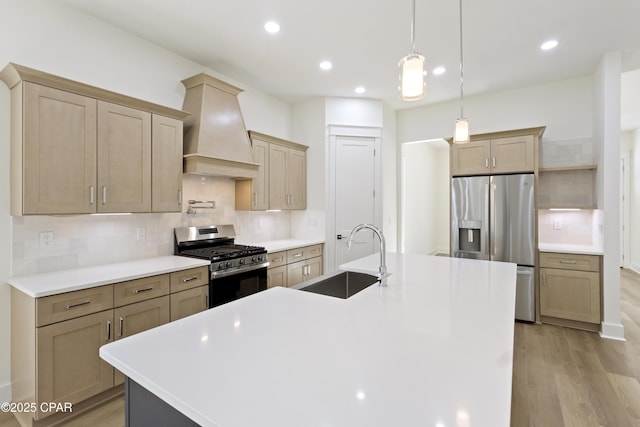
99;253;517;427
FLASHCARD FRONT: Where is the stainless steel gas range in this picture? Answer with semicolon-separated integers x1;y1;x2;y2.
174;225;268;308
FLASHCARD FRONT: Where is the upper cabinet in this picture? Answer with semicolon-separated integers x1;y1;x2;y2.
450;127;544;176
236;131;308;211
537;165;597;209
0;63;189;215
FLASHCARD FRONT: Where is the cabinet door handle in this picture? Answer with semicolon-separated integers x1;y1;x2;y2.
485;157;489;168
178;189;182;205
102;186;107;205
204;294;209;309
182;276;199;283
133;287;155;294
65;300;91;310
119;316;124;337
89;186;95;205
559;259;577;264
253;192;258;206
542;273;546;287
106;320;111;341
492;156;496;168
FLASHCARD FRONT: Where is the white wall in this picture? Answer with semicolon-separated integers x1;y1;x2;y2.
382;102;398;252
0;0;293;402
401;141;449;255
593;51;624;340
397;76;594;142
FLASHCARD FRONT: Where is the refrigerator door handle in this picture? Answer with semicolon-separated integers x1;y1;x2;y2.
484;182;490;257
490;182;496;258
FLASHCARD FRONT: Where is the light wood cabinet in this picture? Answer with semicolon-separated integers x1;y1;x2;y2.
287;256;323;288
539;251;602;330
113;296;170;385
171;286;209;321
266;245;324;288
450;128;542;176
19;82;97;215
152;115;184;212
236;131;308;211
10;265;208;425
36;310;115;419
97;101;151;213
0;63;189;215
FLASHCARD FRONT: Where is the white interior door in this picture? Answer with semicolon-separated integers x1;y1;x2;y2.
335;136;376;267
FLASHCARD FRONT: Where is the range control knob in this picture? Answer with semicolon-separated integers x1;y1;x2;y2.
217;263;225;270
257;255;264;261
239;258;246;265
251;256;257;262
225;261;232;268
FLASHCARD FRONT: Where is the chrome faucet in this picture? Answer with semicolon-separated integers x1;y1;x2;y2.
347;223;388;287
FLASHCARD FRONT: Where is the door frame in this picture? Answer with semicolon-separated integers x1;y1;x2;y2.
326;125;382;273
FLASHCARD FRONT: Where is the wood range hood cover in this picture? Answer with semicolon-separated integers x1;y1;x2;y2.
181;73;259;179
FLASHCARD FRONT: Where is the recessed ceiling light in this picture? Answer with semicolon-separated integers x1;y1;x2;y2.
355;86;366;94
319;61;332;70
433;66;446;75
264;21;280;33
540;40;558;51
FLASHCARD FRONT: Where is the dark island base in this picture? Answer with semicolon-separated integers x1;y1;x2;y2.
126;377;200;427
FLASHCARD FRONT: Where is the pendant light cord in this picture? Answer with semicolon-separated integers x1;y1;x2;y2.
459;0;464;118
410;0;417;53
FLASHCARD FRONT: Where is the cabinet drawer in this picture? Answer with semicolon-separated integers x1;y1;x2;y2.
114;274;170;307
539;252;600;272
36;285;114;327
170;266;209;292
268;251;287;268
286;244;323;263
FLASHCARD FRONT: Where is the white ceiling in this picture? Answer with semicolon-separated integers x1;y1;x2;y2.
59;0;640;128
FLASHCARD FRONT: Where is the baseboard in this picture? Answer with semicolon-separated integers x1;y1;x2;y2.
0;381;13;423
628;264;640;276
0;380;11;404
600;321;626;341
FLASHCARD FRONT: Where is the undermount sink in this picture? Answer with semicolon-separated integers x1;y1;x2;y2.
294;271;380;299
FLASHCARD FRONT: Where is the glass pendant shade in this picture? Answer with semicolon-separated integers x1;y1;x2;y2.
399;53;425;101
454;118;470;144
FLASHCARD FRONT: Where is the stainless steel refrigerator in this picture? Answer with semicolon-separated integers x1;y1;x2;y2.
451;174;535;321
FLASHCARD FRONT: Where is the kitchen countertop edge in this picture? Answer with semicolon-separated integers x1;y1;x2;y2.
8;256;211;298
236;238;325;253
538;243;604;256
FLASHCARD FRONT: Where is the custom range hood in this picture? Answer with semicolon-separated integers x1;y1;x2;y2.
181;73;259;178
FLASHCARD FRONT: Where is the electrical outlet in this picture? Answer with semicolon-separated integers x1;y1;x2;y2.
40;231;54;248
553;220;562;230
136;227;146;241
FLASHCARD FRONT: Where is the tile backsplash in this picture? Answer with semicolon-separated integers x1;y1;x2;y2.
538;209;603;248
11;175;292;277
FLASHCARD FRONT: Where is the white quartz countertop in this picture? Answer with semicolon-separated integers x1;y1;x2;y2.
236;238;324;253
100;253;517;427
8;256;211;298
538;243;604;255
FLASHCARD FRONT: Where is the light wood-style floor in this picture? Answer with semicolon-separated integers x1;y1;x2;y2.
511;268;640;427
2;269;639;427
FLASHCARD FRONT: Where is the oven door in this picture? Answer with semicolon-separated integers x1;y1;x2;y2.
210;267;268;308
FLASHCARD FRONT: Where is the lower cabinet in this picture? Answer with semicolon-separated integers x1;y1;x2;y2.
11;265;209;424
170;286;209;321
113;296;170;385
266;244;324;288
35;310;115;419
539;251;602;330
287;256;323;288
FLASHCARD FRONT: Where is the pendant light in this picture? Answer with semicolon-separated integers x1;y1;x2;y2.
399;0;425;101
453;0;470;143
